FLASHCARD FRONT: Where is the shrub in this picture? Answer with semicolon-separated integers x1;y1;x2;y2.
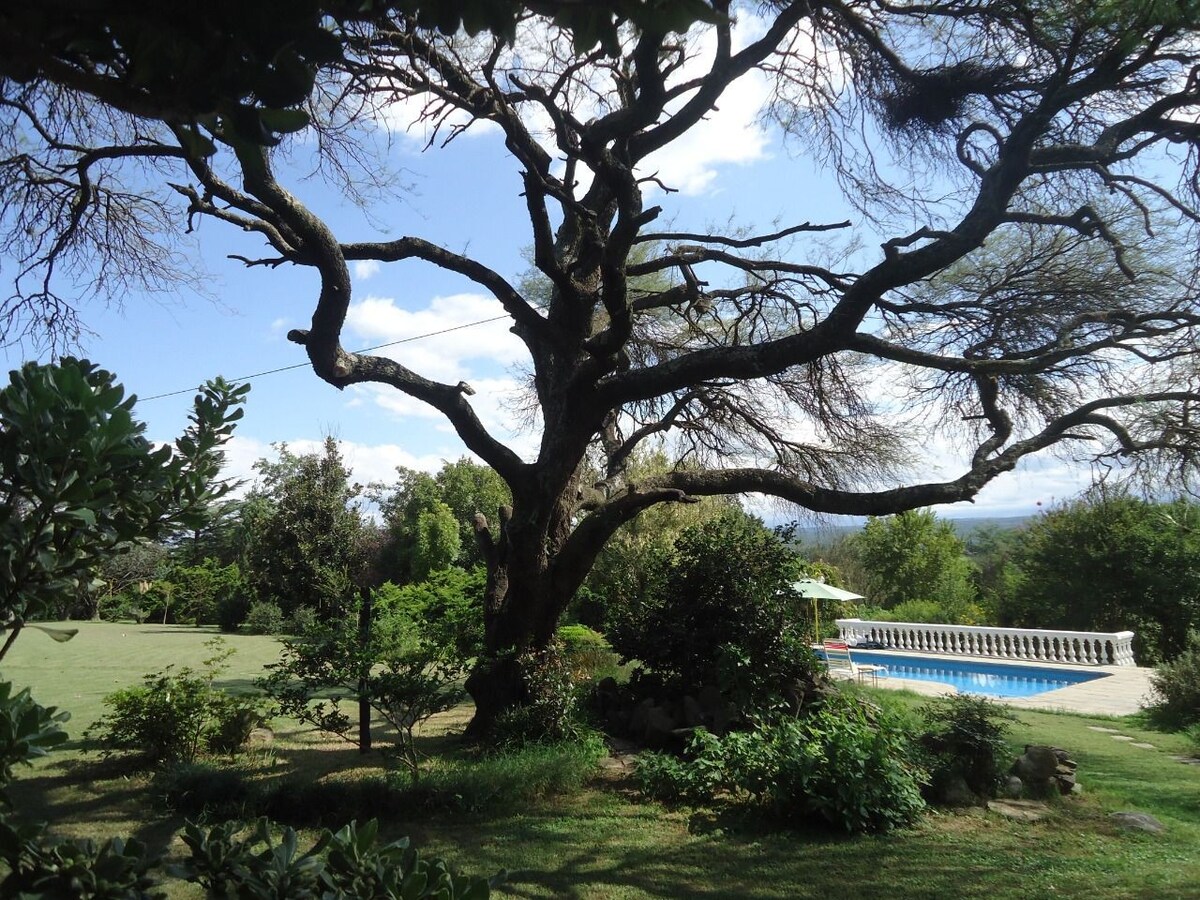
606;510;818;711
286;605;319;636
556;624;621;684
178;817;500;899
242;600;286;635
158;762;257;820
86;639;264;766
635;697;927;833
486;643;586;749
1148;630;1200;728
918;694;1018;800
399;737;606;813
724;698;927;833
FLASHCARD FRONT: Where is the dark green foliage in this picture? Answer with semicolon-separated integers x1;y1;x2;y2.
177;817;499;899
242;438;369;620
918;695;1018;800
486;643;586;749
1148;630;1200;729
0;830;163;900
86;640;264;766
373;567;487;659
1009;495;1200;663
634;697;927;833
157;762;258;821
398;737;606;813
0;682;68;805
243;600;287;635
851;511;979;619
606;510;815;709
0;359;246;654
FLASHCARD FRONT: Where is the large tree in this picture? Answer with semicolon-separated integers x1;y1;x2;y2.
7;2;1200;731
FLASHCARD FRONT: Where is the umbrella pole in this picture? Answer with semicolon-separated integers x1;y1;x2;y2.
812;597;820;643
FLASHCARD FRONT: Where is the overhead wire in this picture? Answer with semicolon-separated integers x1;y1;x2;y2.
137;313;511;403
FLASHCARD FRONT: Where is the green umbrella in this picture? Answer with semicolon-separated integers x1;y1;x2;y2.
792;579;864;639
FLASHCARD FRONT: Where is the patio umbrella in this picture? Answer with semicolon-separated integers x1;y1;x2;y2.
791;579;864;640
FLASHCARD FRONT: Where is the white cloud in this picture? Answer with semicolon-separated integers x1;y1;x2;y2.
221;434;451;493
353;259;381;281
345;293;529;383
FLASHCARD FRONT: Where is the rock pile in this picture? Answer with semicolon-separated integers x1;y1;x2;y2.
1011;744;1079;796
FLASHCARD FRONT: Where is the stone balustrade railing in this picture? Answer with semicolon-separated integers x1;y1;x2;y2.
836;618;1137;667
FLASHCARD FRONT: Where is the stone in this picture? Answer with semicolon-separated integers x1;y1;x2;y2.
248;726;274;744
1014;745;1061;782
696;684;725;712
642;705;678;748
1001;775;1024;799
1130;742;1156;750
988;799;1049;822
1111;735;1134;742
629;698;655;736
1110;812;1166;834
934;774;979;808
1087;726;1122;733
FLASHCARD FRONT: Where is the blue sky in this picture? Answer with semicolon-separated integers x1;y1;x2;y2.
1;23;1096;520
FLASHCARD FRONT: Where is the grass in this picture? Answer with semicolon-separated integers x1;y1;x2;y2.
5;624;1200;898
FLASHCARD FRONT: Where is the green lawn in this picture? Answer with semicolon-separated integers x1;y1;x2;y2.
5;624;1200;899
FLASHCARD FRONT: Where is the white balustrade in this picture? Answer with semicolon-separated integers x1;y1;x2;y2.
835;618;1137;666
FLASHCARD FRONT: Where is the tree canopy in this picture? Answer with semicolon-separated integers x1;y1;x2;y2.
7;1;1200;730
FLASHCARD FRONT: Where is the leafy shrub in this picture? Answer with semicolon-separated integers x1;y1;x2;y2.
178;817;500;899
258;616;465;778
1148;630;1200;728
373;567;486;659
287;605;319;636
606;510;817;711
243;599;286;635
635;697;927;833
723;698;927;833
635;731;726;805
487;643;585;749
87;640;264;766
556;624;621;684
918;694;1017;800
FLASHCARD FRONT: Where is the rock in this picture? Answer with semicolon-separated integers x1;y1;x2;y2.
1110;812;1166;834
1087;726;1121;733
1001;775;1024;799
1130;742;1156;750
696;684;725;712
682;694;706;728
988;799;1049;822
248;726;274;744
629;698;655;736
1014;745;1061;782
642;705;678;749
932;774;979;808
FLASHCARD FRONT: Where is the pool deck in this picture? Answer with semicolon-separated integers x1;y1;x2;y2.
858;649;1155;717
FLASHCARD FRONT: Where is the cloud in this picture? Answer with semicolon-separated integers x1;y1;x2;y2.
351;373;541;463
221;434;452;493
345;293;530;383
353;259;381;281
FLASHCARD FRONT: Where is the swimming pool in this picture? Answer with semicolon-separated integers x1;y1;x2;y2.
830;651;1110;698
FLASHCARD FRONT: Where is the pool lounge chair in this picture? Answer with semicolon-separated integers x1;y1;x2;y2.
822;639;886;686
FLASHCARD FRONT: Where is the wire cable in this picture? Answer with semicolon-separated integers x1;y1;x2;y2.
137;313;511;403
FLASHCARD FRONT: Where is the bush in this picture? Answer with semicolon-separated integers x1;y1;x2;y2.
487;643;585;749
606;510;818;711
158;762;257;820
286;605;319;636
242;600;286;635
178;817;500;899
918;694;1017;800
86;639;264;766
1148;630;1200;728
556;624;621;684
635;697;927;833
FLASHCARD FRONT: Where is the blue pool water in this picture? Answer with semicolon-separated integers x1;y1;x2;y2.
829;651;1109;698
